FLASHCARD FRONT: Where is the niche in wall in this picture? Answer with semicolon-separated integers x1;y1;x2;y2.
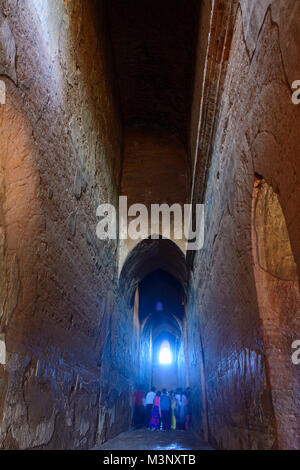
254;179;298;281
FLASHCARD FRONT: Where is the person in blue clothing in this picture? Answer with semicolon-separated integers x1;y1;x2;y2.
160;389;171;430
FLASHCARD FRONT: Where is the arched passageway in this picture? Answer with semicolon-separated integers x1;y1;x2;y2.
119;238;189;395
115;238;208;449
137;269;184;392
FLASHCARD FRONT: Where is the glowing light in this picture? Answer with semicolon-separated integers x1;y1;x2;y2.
159;341;172;365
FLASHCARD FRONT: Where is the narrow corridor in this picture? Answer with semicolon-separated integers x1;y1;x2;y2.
0;0;299;452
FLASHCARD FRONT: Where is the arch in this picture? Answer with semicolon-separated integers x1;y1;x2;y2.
119;237;188;392
119;236;188;307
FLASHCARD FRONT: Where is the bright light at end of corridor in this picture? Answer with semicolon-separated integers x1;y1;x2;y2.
159;343;172;365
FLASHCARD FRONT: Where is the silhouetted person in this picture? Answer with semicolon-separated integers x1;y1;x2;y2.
175;388;187;430
149;391;161;430
145;386;156;428
169;391;176;430
160;389;171;430
184;387;192;429
132;385;144;428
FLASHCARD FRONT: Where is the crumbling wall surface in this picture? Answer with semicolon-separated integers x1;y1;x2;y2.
252;179;300;450
0;0;131;449
190;3;300;450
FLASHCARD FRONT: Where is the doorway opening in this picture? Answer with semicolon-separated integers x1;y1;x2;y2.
138;269;184;391
159;340;172;365
119;237;188;394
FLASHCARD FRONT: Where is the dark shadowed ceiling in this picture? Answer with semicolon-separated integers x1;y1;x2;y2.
106;0;200;144
139;269;184;326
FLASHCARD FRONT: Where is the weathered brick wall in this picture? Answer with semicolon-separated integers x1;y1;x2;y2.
252;178;300;449
119;128;188;270
0;0;133;449
188;2;300;450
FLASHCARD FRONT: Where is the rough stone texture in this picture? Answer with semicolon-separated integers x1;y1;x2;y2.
252;179;300;450
185;274;208;441
119;128;188;269
191;0;238;206
240;0;300;83
0;10;16;83
0;0;133;450
188;3;300;450
189;0;212;170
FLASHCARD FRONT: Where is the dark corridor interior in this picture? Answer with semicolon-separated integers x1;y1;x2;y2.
106;0;200;145
119;237;189;403
0;0;299;452
106;0;198;399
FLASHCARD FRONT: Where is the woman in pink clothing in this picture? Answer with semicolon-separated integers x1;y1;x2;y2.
149;391;161;430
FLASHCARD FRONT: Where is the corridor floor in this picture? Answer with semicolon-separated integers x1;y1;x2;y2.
93;429;213;450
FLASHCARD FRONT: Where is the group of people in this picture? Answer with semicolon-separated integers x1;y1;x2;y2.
133;386;191;431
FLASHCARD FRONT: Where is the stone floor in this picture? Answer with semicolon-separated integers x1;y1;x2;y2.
93;429;213;450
